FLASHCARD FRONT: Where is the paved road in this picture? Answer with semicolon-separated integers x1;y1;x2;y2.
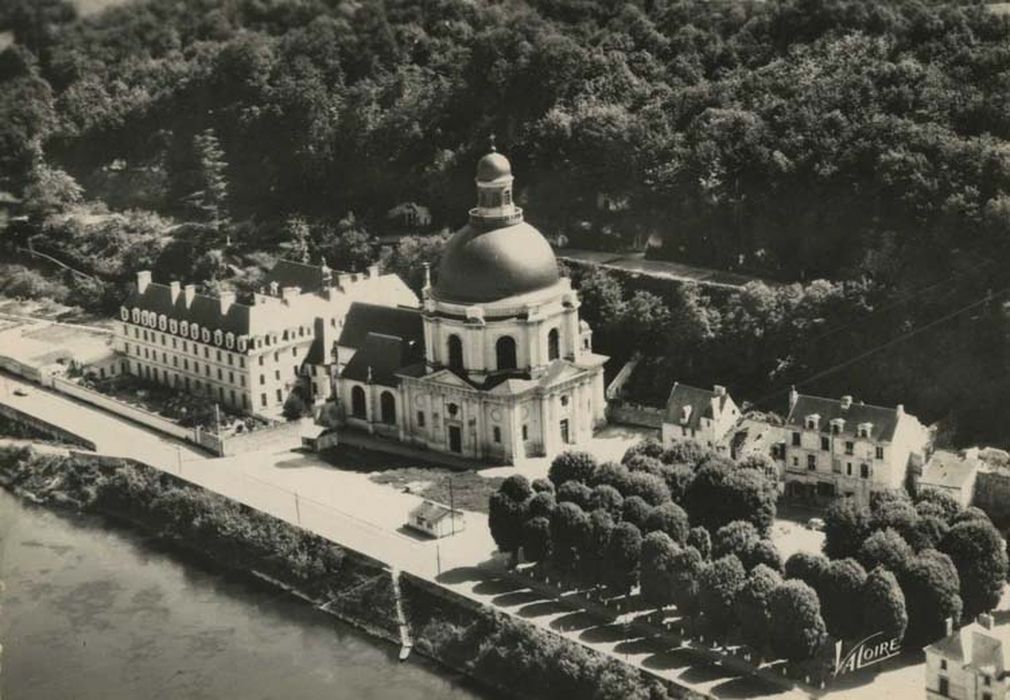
0;371;812;699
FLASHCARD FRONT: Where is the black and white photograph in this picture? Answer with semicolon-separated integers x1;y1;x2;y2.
1;0;1010;697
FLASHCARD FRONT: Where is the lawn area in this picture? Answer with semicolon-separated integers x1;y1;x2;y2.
371;468;504;514
318;444;505;513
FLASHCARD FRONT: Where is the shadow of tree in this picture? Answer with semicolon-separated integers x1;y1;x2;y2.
550;610;599;632
435;567;484;585
491;590;542;608
642;647;706;671
708;674;786;699
516;600;568;618
579;623;628;644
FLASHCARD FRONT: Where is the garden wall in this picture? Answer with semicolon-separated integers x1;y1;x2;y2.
607;401;665;430
194;420;302;457
47;375;194;441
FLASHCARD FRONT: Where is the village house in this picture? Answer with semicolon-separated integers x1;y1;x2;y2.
661;383;740;453
925;614;1009;700
918;448;982;509
783;388;931;506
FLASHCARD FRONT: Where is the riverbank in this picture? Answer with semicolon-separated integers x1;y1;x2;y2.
0;446;699;700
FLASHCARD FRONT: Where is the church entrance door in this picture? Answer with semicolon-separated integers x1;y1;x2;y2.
560;419;570;444
449;425;462;453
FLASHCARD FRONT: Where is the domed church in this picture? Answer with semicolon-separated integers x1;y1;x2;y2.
335;144;608;463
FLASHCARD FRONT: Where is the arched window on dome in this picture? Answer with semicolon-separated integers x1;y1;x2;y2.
380;391;396;425
351;386;367;419
547;328;560;361
447;335;464;372
496;336;517;371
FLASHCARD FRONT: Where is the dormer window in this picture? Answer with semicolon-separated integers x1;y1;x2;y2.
805;414;820;430
681;405;693;424
830;418;845;435
858;422;873;439
169;319;178;334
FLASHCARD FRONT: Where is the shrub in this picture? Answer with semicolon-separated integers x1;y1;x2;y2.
713;520;760;560
742;539;783;572
940;519;1008;617
500;475;533;502
688;526;712;560
784;552;829;589
621;471;671;506
643;501;689;544
670;545;705;623
589;484;623;519
526;491;557;520
684;461;775;534
823;499;871;560
900;550;963;645
621;495;652;529
914;489;961;523
640;532;679;610
604;522;643;594
557;480;593;510
698;554;746;638
820;558;868;640
658;463;694;502
550;502;592;572
531;478;554;494
588;460;631;492
581;508;615;582
858;528;913;574
523;516;552;564
624;454;665;475
768;580;828;661
863;567;908;642
734;564;782;653
661;441;714;468
549;451;598;487
621;438;664;465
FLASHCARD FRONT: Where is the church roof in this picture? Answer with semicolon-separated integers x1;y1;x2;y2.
125;282;252;337
476;150;511;182
342;332;420;387
433;221;559;304
337;303;424;350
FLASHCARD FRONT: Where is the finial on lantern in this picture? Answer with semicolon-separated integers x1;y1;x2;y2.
488;133;497;153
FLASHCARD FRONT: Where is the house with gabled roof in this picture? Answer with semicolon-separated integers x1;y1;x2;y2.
661;383;740;453
925;614;1009;699
783;387;931;506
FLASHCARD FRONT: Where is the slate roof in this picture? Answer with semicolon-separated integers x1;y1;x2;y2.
125;282;252;336
341;332;420;387
786;394;902;441
664;383;731;430
337;303;424;350
264;259;329;295
920;450;980;490
928;621;1010;676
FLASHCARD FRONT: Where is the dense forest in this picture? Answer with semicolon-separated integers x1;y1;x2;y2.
3;0;1010;446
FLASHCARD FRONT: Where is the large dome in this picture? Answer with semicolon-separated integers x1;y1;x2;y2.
433;221;560;304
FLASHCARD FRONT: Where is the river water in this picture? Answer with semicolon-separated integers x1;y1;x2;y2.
0;490;494;700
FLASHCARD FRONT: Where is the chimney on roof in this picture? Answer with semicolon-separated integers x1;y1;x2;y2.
337;272;353;290
979;613;995;630
269;281;279;296
368;263;380;279
282;286;300;305
713;384;726;397
219;290;236;315
169;281;181;303
136;270;152;294
840;395;853;410
896;403;905;416
320;258;332;288
944;617;954;637
184;284;196;307
788;386;799;411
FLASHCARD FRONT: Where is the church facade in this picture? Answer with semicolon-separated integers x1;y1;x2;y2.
336;146;608;463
